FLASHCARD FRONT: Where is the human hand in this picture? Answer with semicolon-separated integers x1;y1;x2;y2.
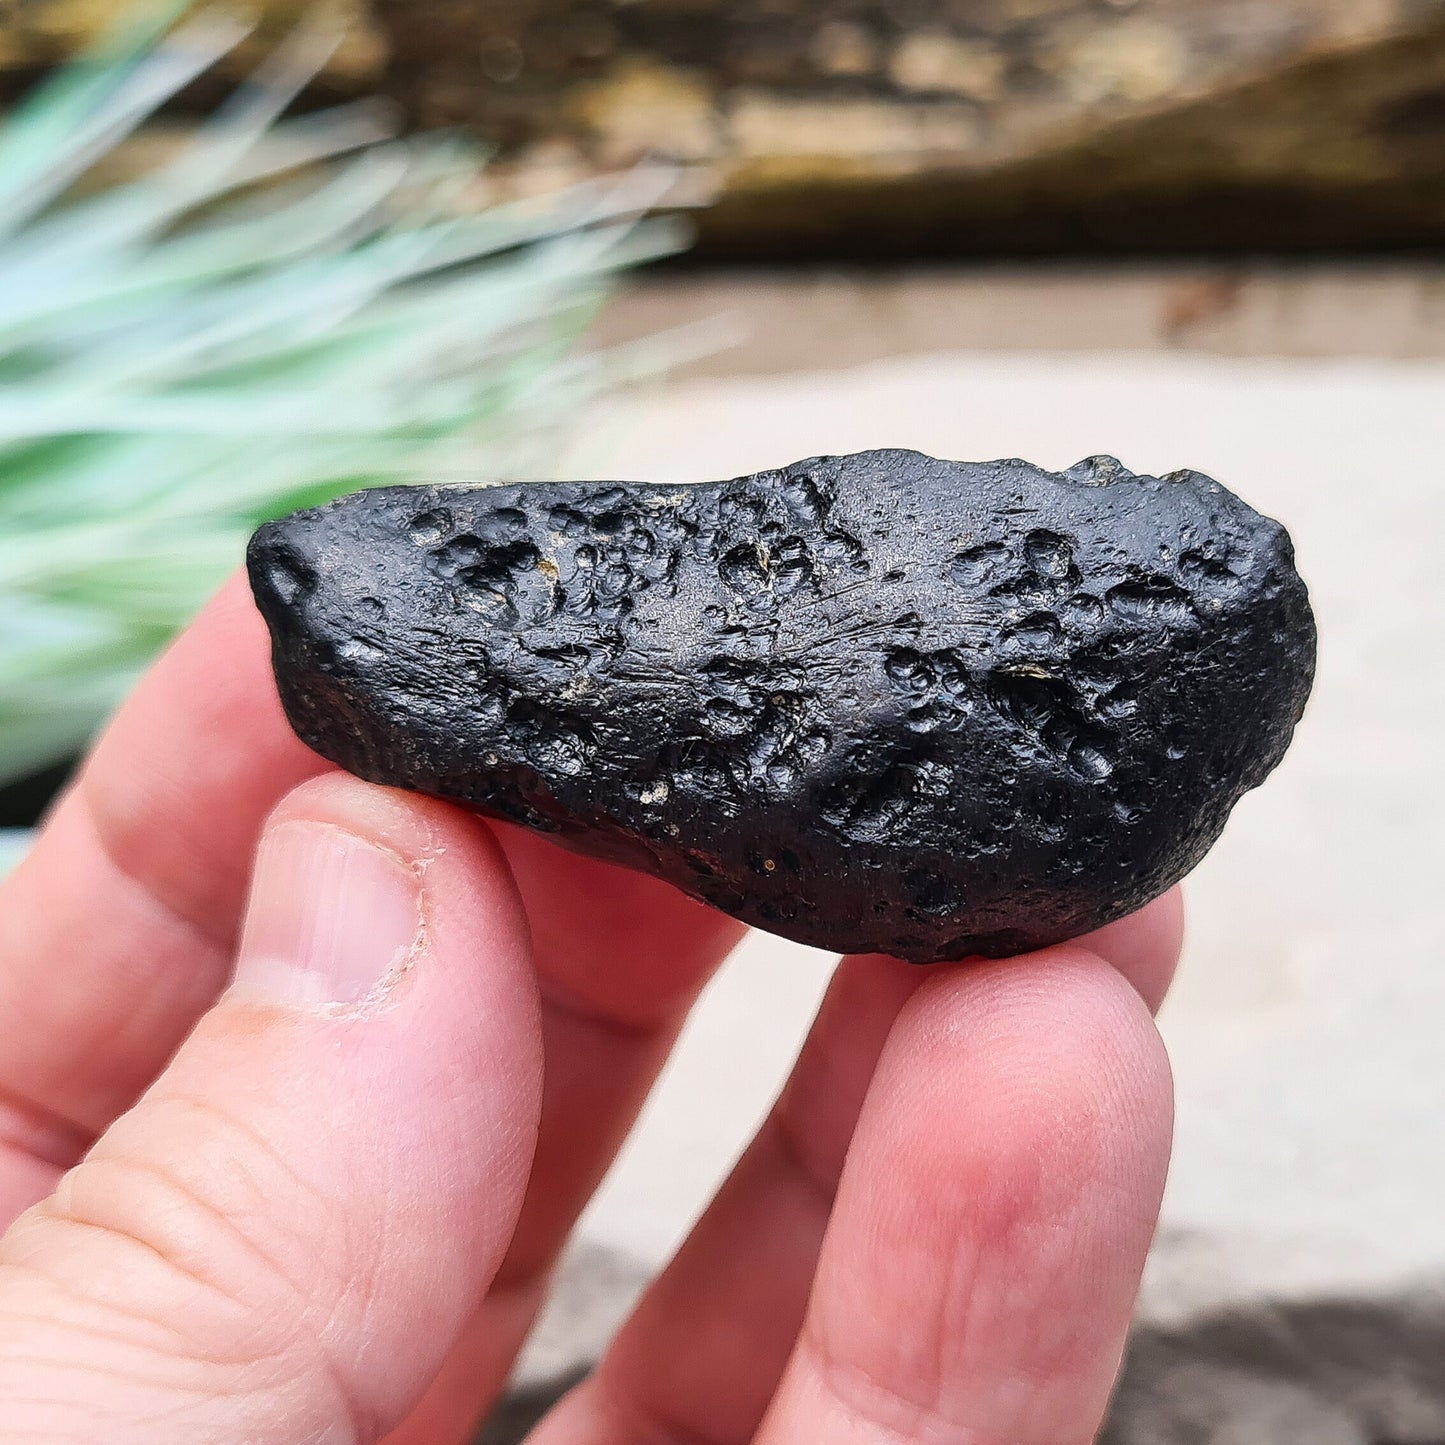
0;574;1179;1444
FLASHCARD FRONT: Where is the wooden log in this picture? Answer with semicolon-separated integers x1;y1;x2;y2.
5;0;1445;255
0;0;386;83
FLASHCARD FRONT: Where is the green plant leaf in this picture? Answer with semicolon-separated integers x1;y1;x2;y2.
0;2;692;786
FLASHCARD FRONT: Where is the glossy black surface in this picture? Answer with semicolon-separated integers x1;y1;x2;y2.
251;450;1315;961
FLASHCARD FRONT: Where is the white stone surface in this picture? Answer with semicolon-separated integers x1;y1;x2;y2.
551;351;1445;1326
596;265;1445;375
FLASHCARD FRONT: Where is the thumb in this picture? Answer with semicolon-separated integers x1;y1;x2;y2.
0;775;542;1443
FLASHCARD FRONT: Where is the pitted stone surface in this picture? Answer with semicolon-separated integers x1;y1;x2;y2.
249;449;1315;962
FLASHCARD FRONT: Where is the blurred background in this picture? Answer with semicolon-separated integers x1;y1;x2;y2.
1;2;1443;1441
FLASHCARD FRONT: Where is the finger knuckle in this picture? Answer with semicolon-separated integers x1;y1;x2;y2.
2;1096;369;1434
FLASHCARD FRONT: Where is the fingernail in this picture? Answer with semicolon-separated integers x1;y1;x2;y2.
233;821;423;1013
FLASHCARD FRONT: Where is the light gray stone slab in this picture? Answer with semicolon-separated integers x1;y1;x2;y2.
488;351;1445;1438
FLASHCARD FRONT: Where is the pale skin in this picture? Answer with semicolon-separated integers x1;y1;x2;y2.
0;573;1180;1444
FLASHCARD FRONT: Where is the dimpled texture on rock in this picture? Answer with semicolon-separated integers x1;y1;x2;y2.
249;450;1315;962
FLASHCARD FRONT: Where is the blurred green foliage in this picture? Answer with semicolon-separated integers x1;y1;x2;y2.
0;1;681;784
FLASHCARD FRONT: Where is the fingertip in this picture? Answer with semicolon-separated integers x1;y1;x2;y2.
249;778;542;1107
262;774;527;924
875;943;1174;1221
904;939;1161;1041
789;941;1175;1445
860;886;1185;1017
1080;888;1186;1014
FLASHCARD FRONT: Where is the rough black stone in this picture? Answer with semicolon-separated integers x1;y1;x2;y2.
249;450;1316;962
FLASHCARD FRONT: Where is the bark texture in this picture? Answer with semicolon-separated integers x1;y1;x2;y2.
7;0;1444;254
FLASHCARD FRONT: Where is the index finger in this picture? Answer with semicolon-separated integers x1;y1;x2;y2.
0;574;324;1209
